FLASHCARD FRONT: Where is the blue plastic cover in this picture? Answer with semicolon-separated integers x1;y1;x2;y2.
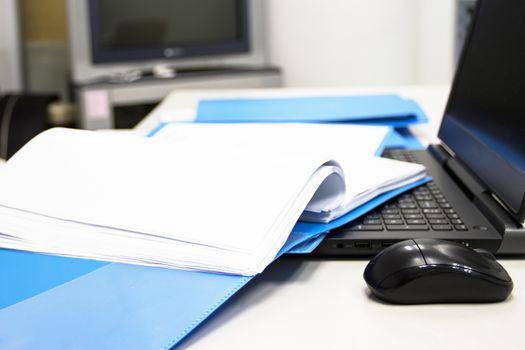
196;95;428;127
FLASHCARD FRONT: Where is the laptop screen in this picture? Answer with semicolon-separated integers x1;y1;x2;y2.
438;0;525;223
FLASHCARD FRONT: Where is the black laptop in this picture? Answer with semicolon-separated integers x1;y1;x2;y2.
312;0;525;256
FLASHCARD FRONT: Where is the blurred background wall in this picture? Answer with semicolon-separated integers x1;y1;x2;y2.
265;0;455;87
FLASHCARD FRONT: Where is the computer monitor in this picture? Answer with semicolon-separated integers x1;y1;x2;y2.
68;0;267;82
439;0;525;223
88;0;249;64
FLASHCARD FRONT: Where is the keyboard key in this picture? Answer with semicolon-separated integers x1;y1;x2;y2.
382;214;401;219
423;209;441;214
399;203;417;209
382;209;399;214
450;219;464;225
349;225;384;231
384;219;404;225
443;209;456;214
425;214;445;219
414;190;431;196
406;219;426;225
431;224;453;231
398;198;416;204
454;225;468;231
364;219;382;225
404;214;424;219
402;209;420;214
447;213;460;219
419;201;438;209
386;225;429;231
428;219;449;225
365;215;380;220
440;203;452;209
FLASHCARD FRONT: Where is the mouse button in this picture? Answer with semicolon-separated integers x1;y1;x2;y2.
473;248;497;261
378;265;430;290
415;240;511;282
364;240;426;285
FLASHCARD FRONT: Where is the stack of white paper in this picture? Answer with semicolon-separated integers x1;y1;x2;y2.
0;124;425;275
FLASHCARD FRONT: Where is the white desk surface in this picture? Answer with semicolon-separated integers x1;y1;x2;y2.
137;86;525;350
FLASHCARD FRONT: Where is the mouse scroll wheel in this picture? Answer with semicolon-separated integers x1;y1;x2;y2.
473;248;497;261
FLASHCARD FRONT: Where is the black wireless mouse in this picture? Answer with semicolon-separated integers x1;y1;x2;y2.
363;239;513;304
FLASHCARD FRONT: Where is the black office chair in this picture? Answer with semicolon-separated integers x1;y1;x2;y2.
0;94;58;160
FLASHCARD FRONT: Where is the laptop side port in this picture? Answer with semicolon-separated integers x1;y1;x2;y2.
354;241;371;248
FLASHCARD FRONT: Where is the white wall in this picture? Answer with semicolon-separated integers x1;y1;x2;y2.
416;0;456;84
265;0;456;87
0;0;23;92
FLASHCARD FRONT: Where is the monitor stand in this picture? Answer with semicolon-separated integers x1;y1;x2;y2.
73;65;282;130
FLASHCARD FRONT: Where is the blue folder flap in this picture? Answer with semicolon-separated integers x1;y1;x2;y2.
285;232;327;254
380;127;425;150
0;226;331;350
381;128;408;150
0;223;326;348
0;249;108;309
0;263;252;350
392;127;426;149
196;94;428;126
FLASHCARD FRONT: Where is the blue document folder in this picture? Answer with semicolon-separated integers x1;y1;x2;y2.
0;178;428;350
0;126;428;349
381;127;425;151
196;94;428;127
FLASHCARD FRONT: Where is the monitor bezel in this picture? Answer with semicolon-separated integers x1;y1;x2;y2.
87;0;250;65
438;0;525;224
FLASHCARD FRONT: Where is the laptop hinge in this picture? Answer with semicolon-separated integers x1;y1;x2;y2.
427;144;451;166
474;192;525;255
434;145;525;254
444;155;488;199
429;144;487;198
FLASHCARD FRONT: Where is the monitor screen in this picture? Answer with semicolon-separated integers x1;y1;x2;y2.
89;0;249;64
438;0;525;222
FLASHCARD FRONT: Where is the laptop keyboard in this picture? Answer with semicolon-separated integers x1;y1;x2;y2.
347;149;468;232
